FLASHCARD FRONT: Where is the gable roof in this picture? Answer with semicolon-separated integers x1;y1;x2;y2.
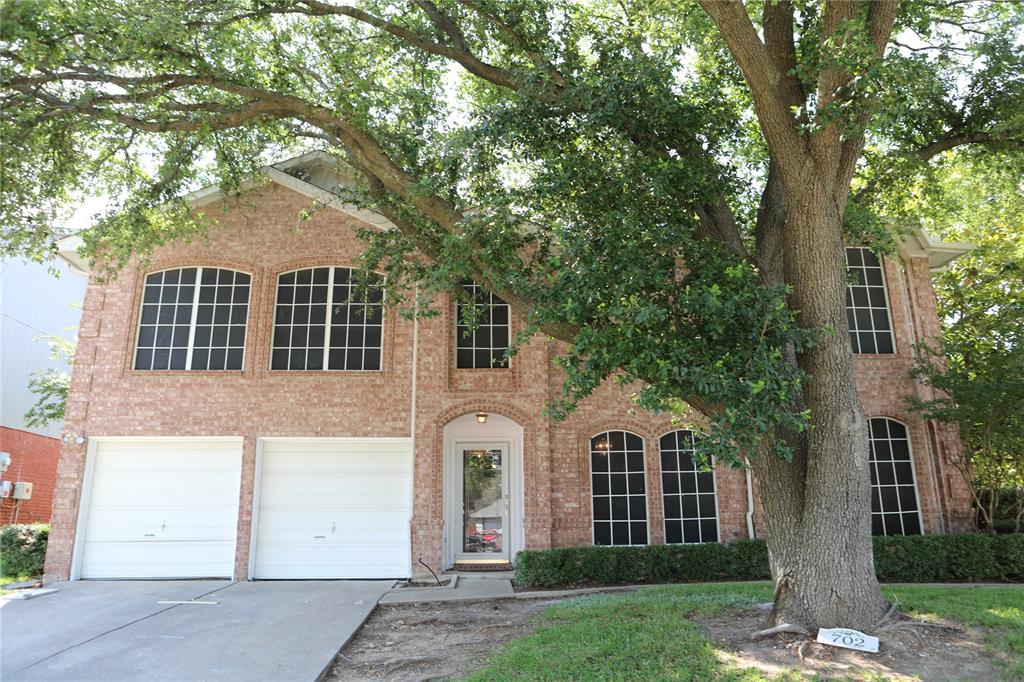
56;151;974;274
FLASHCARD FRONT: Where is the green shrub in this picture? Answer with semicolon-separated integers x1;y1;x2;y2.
0;523;49;579
514;533;1024;588
994;533;1024;580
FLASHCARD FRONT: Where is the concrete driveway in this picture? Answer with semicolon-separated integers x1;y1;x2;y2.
0;580;393;681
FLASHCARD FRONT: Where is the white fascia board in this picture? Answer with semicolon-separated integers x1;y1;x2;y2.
55;235;89;275
900;226;975;271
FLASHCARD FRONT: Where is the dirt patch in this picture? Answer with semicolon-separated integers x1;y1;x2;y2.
328;598;1002;682
700;608;1000;681
325;598;563;681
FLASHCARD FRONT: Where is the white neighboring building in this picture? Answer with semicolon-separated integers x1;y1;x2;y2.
1;255;87;438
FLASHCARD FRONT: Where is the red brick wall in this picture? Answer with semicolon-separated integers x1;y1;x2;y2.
43;181;974;580
0;426;60;524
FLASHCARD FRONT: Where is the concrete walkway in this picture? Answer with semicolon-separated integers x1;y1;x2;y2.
380;573;515;604
1;580;393;681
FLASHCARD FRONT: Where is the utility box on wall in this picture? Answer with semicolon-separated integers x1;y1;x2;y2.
13;481;33;500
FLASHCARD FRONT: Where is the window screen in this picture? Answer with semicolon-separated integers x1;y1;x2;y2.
845;247;895;354
869;418;922;536
134;267;250;370
660;430;719;544
456;283;510;368
270;267;384;371
590;431;648;546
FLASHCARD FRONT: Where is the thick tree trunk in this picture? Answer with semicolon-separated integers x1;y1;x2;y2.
753;181;889;631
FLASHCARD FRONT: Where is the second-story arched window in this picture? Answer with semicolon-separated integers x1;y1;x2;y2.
270;267;384;371
134;267;250;371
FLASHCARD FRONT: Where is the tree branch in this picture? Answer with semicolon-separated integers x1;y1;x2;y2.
696;0;805;180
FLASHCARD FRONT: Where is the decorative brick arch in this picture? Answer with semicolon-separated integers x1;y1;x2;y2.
434;401;535;432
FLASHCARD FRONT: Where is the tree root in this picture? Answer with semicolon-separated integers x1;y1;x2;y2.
877;620;963;633
751;623;812;641
870;601;900;631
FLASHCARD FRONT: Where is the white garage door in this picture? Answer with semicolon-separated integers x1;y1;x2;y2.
77;439;242;579
253;438;413;579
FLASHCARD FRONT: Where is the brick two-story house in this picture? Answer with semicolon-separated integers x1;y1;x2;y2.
44;152;975;581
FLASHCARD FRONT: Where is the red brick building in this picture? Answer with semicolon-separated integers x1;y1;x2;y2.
0;427;61;525
44;153;975;581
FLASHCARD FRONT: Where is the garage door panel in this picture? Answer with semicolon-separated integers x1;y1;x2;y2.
79;439;242;579
81;541;236;579
254;526;410;545
257;492;411;512
254;439;412;579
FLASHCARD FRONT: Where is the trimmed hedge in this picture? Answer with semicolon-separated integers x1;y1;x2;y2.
514;533;1024;588
0;523;49;579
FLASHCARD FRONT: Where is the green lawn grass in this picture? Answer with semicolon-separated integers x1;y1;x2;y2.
464;583;1024;681
886;585;1024;680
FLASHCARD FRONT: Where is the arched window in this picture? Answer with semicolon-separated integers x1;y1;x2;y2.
590;431;648;546
659;430;719;544
868;418;922;536
134;267;250;370
271;267;384;371
845;247;895;354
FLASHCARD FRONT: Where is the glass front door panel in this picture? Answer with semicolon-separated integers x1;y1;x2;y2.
462;448;504;554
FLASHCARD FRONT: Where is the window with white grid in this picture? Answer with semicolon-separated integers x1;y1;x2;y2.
590;431;648;546
868;418;922;536
845;247;895;354
134;267;250;371
456;283;510;368
660;430;719;544
270;267;384;371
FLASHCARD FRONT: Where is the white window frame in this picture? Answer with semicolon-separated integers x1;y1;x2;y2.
658;429;721;544
133;266;251;371
868;417;924;536
845;246;897;355
269;266;386;371
588;430;650;547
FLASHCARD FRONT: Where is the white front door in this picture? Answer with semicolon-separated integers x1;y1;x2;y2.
453;441;510;562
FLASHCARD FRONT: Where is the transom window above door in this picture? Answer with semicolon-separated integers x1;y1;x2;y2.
456;283;510;369
271;267;384;371
134;267;250;371
845;247;895;354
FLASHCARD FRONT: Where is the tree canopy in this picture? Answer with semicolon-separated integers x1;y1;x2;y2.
3;0;1019;463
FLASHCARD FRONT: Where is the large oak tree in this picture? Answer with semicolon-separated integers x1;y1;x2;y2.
2;0;1022;630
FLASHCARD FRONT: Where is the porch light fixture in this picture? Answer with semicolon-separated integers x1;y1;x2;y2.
476;412;488;424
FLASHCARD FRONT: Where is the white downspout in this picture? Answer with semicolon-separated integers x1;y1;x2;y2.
744;458;756;539
409;287;420;573
410;286;419;441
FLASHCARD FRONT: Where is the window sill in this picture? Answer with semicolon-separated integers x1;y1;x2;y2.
264;370;385;377
128;370;246;376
